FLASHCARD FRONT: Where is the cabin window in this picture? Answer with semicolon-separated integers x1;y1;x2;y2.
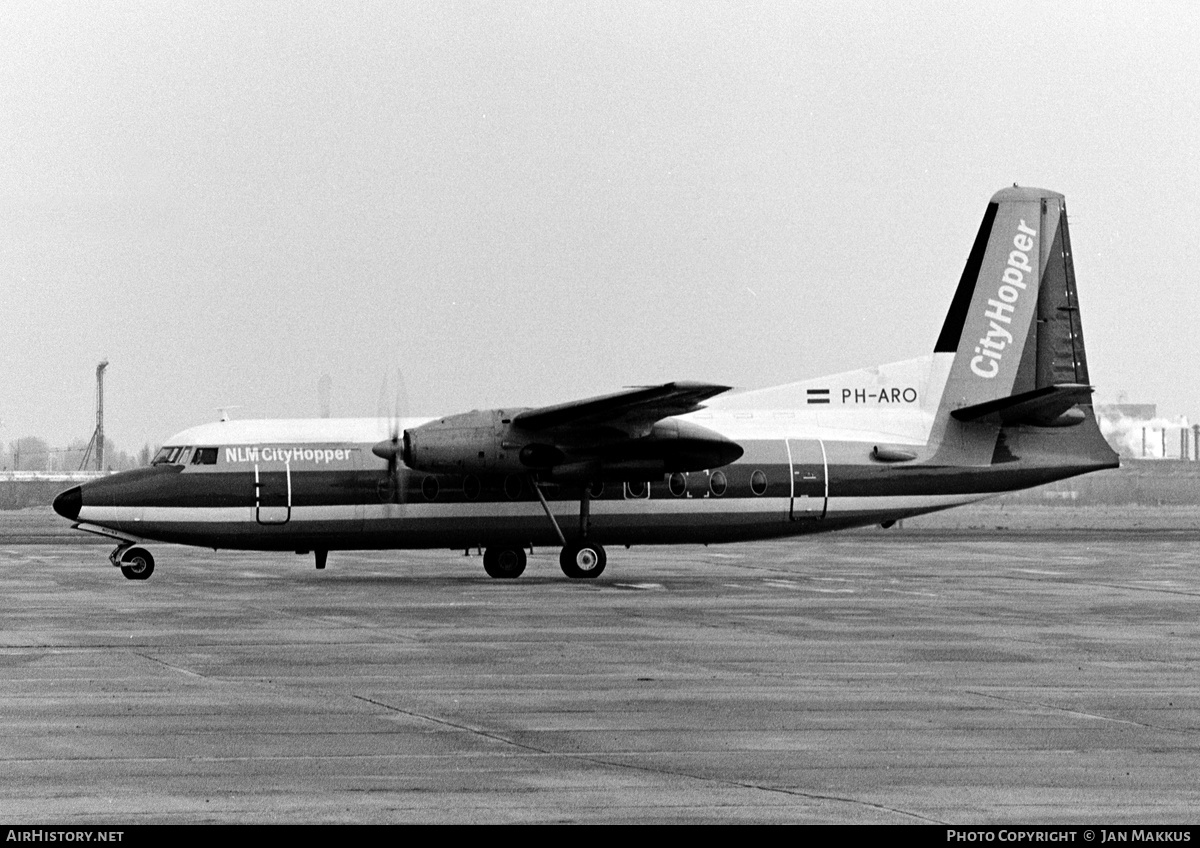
750;470;767;496
422;476;440;501
463;475;481;500
192;448;218;465
709;471;728;497
668;472;687;497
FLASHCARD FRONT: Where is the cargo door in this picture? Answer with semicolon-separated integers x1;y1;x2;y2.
787;439;827;520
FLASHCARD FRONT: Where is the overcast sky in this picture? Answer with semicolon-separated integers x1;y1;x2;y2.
2;1;1197;451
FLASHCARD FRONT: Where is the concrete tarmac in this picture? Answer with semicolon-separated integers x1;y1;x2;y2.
3;508;1200;823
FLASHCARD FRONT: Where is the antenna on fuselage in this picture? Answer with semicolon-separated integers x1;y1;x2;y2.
216;406;241;423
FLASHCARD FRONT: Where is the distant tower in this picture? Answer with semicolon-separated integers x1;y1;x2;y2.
81;361;109;472
95;360;108;471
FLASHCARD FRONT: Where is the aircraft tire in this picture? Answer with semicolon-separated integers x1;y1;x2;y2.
483;546;526;579
119;548;155;581
559;542;606;579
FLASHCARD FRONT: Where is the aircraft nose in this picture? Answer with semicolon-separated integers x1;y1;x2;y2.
53;486;82;521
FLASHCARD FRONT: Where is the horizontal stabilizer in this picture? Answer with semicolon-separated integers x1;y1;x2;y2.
950;383;1093;427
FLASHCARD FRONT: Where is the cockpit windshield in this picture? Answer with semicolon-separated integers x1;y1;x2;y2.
152;446;220;466
151;446;184;466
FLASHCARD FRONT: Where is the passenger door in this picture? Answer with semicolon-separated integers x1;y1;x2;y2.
787;439;827;521
255;461;291;525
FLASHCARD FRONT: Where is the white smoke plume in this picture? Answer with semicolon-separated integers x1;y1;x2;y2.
1098;412;1192;459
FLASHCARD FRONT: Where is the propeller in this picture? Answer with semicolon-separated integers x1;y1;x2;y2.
372;368;409;504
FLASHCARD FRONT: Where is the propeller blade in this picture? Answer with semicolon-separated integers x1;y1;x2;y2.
377;368;410;504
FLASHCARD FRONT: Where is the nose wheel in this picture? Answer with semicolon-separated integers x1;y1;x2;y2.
559;542;606;579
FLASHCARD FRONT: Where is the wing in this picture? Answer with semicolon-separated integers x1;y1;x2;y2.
513;381;731;436
399;381;742;480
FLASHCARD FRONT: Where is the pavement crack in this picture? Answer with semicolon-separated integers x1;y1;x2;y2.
351;694;943;823
351;693;531;748
238;604;423;642
965;690;1193;733
132;651;209;679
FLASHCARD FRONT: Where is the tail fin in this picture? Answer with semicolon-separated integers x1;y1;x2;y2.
934;187;1091;417
928;187;1116;470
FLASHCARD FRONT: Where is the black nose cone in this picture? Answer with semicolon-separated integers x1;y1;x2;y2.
53;486;82;521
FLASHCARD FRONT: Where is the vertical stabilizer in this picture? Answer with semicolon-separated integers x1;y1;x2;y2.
937;187;1056;411
929;187;1101;463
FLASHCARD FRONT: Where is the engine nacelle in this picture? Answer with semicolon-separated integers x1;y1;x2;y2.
395;409;743;480
401;410;522;475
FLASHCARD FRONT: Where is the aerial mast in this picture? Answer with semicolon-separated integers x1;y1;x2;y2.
95;360;107;471
80;360;109;472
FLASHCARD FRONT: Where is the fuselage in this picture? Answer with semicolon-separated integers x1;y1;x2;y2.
54;353;1118;554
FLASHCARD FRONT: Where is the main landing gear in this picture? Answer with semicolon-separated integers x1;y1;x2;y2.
482;547;527;578
479;541;606;580
110;544;155;580
480;478;607;580
559;541;606;579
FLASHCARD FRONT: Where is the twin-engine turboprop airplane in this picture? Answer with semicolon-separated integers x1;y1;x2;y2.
54;186;1118;580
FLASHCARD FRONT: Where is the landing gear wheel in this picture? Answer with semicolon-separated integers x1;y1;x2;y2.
559;542;606;579
482;546;526;578
119;547;155;580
